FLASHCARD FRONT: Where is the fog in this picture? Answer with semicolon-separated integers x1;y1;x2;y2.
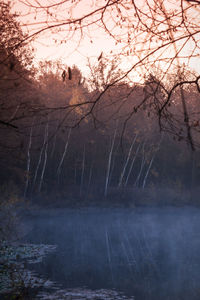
22;206;200;300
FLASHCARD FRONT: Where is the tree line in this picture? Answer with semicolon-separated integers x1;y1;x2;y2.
0;1;200;206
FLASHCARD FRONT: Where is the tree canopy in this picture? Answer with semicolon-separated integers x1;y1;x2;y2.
8;0;200;149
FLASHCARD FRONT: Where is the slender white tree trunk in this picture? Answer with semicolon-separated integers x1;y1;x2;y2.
118;133;138;188
124;142;141;187
134;142;146;187
142;153;155;189
57;128;72;182
104;126;117;197
142;134;163;188
109;141;119;183
33;124;47;189
38;122;49;192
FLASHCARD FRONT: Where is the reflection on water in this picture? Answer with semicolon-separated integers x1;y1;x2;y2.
24;207;200;300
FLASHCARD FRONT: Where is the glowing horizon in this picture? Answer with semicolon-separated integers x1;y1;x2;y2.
12;0;200;82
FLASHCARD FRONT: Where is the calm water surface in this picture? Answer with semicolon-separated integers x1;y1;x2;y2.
23;207;200;300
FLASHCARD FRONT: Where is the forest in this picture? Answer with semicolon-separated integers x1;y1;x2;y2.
1;1;200;299
0;1;200;211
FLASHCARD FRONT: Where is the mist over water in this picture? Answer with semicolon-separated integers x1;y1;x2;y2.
23;207;200;300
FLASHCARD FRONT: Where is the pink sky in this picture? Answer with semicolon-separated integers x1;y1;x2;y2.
13;0;200;80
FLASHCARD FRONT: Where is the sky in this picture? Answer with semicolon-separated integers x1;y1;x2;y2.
13;0;122;77
12;0;200;81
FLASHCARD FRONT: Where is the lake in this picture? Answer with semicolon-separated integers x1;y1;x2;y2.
23;206;200;300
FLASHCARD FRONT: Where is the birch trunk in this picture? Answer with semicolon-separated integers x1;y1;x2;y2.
57;128;72;182
109;141;119;184
124;142;141;187
32;124;47;189
142;134;163;189
38;122;49;192
104;127;117;197
118;134;138;188
142;152;155;189
134;142;146;187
